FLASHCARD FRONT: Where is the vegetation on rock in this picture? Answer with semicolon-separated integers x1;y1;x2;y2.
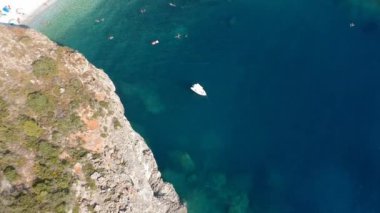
1;25;186;213
0;29;112;212
3;166;19;182
22;120;43;138
27;92;54;114
32;56;58;77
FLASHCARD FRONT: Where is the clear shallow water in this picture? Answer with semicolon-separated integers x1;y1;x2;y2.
36;0;380;212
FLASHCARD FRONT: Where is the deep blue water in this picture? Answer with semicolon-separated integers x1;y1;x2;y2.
37;0;380;212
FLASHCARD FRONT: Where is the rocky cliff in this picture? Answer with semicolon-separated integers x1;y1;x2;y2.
0;24;186;213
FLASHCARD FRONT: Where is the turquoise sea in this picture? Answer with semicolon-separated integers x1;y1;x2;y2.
33;0;380;212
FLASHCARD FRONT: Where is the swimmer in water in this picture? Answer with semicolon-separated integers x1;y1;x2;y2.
108;36;114;40
175;33;182;39
140;8;146;14
169;3;176;7
95;18;104;23
151;40;159;45
350;22;355;28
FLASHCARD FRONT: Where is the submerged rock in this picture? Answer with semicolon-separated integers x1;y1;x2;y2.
0;25;186;213
169;151;196;174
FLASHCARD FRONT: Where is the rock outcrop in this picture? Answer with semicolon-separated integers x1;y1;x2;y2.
0;24;186;213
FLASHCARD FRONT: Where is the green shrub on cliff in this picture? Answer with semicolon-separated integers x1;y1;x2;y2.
83;162;97;189
22;120;43;138
56;113;83;134
32;57;58;77
3;165;19;182
0;124;15;142
27;141;73;212
113;117;121;129
27;92;54;113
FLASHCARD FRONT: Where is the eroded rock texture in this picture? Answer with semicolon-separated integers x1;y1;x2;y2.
0;24;186;213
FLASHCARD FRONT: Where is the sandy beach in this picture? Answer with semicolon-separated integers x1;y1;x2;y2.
0;0;56;25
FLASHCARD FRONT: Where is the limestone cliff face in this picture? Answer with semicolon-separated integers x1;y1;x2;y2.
0;24;186;213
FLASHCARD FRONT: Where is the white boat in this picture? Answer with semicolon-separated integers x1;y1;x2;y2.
191;83;207;96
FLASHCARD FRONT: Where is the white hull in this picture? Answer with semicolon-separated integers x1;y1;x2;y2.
191;83;207;96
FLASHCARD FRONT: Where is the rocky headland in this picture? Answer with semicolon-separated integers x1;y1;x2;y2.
0;24;186;213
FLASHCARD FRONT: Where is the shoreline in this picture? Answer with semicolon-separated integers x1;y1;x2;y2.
0;0;57;25
26;0;105;39
23;0;58;26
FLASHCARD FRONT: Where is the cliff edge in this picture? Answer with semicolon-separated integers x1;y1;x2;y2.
0;24;186;213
